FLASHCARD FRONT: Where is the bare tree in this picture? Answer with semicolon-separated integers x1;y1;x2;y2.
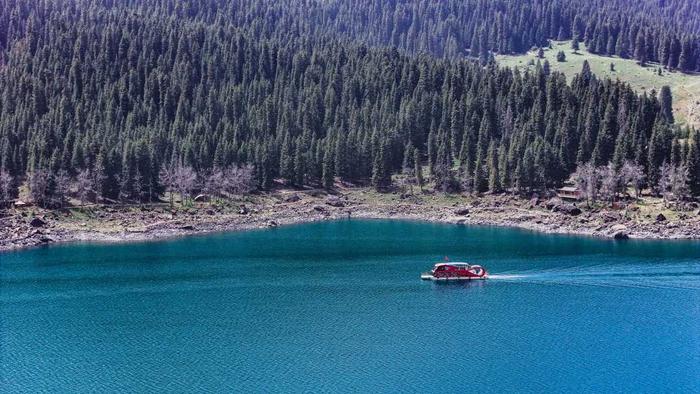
658;162;674;203
159;166;176;207
224;164;256;195
621;161;645;199
572;162;598;207
76;169;95;206
598;164;621;206
29;169;51;208
54;170;71;208
671;164;690;208
204;168;226;203
0;170;13;207
173;165;197;205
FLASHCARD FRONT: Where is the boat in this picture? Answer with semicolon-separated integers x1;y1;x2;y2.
421;262;488;281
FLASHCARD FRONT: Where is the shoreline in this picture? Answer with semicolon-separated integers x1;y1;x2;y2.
2;189;700;252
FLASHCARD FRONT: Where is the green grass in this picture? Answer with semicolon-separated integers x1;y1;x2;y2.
496;40;700;128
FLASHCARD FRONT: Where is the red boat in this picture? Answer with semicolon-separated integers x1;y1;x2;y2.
421;262;488;281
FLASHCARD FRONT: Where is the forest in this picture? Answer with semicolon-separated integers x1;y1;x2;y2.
0;0;699;208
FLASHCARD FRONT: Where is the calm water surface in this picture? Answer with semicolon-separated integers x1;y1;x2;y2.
1;220;699;392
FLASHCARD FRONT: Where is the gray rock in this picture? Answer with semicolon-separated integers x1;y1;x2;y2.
656;213;667;222
612;231;629;240
30;217;46;227
544;198;561;210
326;196;345;207
454;208;470;216
285;194;301;203
554;204;582;216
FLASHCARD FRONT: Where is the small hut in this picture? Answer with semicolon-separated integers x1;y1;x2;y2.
556;186;582;201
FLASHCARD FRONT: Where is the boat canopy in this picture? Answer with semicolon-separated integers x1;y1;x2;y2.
433;262;471;268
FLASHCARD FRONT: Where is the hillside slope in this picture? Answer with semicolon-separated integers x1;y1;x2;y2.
496;40;700;128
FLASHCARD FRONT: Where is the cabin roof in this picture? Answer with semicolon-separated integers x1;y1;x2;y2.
557;186;579;192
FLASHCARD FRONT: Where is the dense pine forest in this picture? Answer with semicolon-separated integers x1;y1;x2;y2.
0;0;699;208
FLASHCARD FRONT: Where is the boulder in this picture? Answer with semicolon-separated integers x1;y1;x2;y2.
13;200;29;208
326;196;346;207
194;194;209;202
656;213;667;222
529;197;540;208
267;220;278;227
544;198;561;210
29;217;46;227
554;204;582;216
238;205;249;215
601;213;619;223
613;231;629;240
610;224;627;232
313;205;326;212
179;225;195;231
285;194;301;203
454;208;470;216
455;219;467;226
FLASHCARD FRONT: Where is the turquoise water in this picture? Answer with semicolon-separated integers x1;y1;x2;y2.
1;220;699;393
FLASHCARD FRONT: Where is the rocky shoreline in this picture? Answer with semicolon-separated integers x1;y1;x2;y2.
2;190;700;252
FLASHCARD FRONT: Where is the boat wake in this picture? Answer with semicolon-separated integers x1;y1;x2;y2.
489;263;700;290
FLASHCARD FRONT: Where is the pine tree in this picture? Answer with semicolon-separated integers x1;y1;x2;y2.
486;140;500;192
659;86;674;124
413;149;424;191
372;137;391;191
322;141;334;190
592;101;617;166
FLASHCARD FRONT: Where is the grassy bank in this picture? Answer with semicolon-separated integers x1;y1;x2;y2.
496;40;700;128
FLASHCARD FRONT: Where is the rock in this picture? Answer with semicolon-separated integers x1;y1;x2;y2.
544;198;561;210
610;224;627;232
13;200;29;208
238;205;249;215
613;231;629;240
267;220;278;227
30;217;46;227
313;205;326;212
554;204;582;216
454;208;470;216
179;225;195;231
455;219;467;226
285;194;301;203
601;213;618;223
326;196;345;207
529;196;540;208
206;209;215;215
656;213;667;222
194;194;209;202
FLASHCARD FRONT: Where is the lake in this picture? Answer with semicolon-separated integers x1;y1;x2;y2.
1;220;699;392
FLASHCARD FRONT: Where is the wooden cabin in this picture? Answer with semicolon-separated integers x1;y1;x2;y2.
556;186;582;201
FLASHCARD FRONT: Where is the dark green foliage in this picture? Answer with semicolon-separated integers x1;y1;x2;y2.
0;0;697;202
659;86;674;124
